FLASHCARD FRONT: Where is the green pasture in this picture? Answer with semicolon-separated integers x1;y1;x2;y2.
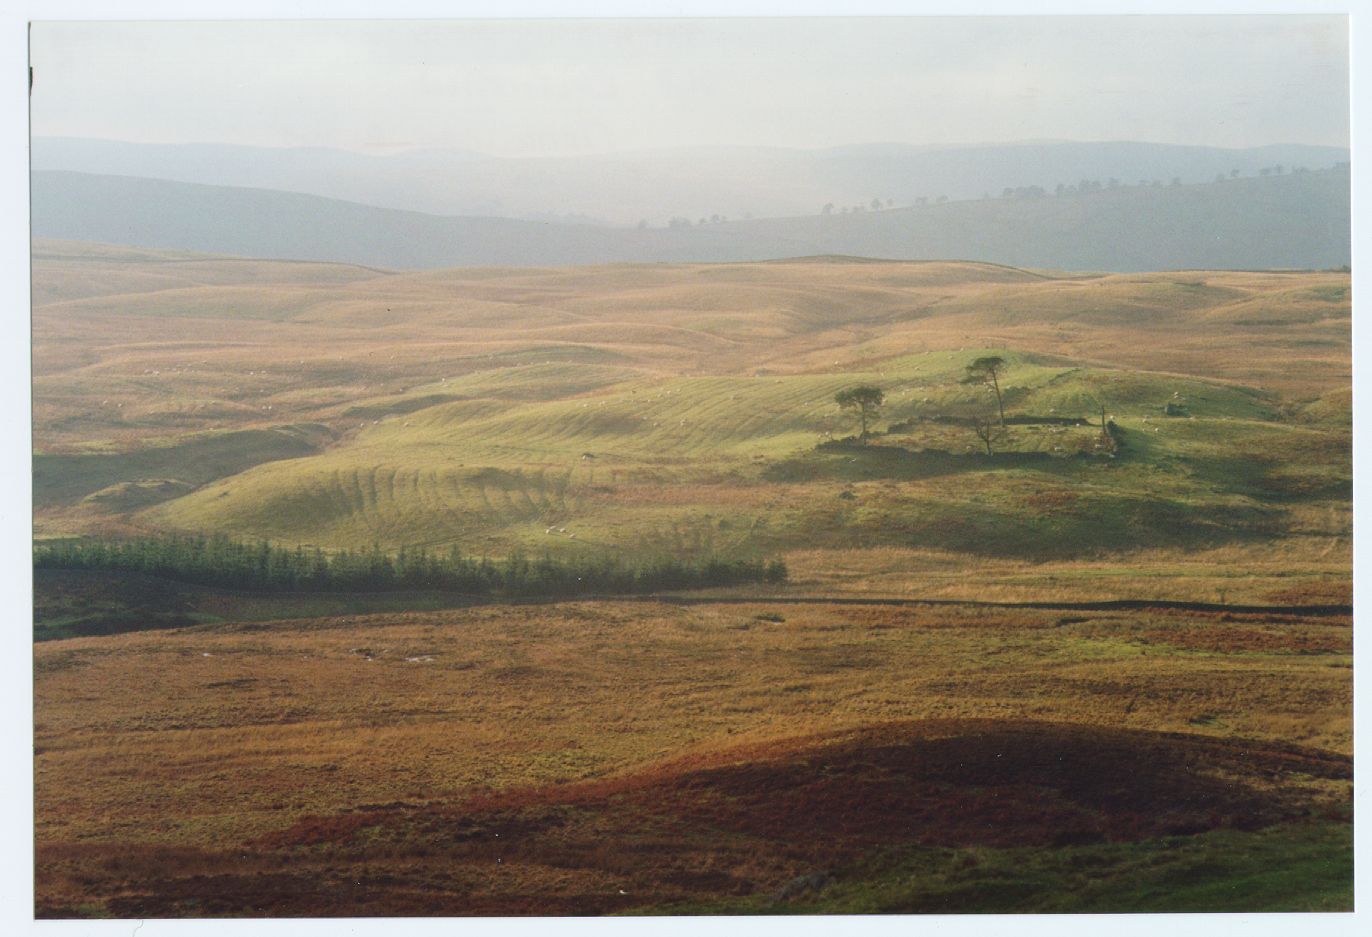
30;348;1339;560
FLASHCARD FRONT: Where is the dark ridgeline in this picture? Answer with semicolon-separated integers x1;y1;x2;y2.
29;166;1350;273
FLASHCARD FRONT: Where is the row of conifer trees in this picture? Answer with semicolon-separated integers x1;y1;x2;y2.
33;534;786;596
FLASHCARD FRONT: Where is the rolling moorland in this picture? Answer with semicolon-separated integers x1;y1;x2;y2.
32;241;1351;915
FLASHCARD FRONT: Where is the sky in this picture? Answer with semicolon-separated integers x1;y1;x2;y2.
28;15;1349;157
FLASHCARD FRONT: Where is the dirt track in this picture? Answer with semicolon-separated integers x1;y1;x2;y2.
584;592;1353;617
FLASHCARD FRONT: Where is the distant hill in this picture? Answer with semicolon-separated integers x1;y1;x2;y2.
729;168;1350;272
32;137;1349;225
30;171;653;268
31;166;1349;272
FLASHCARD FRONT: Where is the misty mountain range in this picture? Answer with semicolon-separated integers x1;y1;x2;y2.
31;166;1348;273
33;137;1347;227
30;138;1350;272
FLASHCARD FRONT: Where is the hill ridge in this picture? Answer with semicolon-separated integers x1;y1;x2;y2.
32;166;1350;272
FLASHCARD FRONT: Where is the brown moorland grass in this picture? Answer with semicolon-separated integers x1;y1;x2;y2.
33;242;1350;453
34;598;1350;915
42;720;1347;917
30;244;1352;916
780;539;1352;606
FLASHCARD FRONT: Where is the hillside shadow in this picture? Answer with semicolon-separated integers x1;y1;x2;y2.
79;719;1347;917
762;441;1092;485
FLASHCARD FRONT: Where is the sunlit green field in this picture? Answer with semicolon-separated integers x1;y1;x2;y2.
36;343;1349;568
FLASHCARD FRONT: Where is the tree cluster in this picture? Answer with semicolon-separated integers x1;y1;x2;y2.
34;535;786;597
1002;185;1048;199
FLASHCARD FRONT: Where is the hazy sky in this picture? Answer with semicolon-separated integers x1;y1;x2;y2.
29;16;1349;156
